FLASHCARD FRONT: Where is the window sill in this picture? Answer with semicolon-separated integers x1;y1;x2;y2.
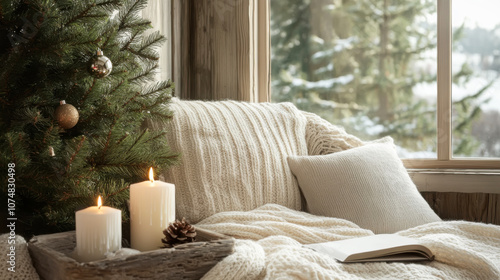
408;169;500;194
402;159;500;169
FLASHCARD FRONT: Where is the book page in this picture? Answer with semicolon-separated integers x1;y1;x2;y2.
305;234;433;262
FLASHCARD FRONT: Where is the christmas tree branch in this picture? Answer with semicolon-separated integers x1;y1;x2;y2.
62;0;120;27
147;111;174;120
100;18;123;49
118;0;147;30
138;33;164;53
59;191;72;202
120;20;151;31
124;81;173;110
63;3;97;27
109;80;125;95
142;81;173;97
115;132;130;145
79;78;97;105
23;184;48;204
42;125;55;144
71;173;96;195
126;129;147;153
122;91;141;108
105;184;130;199
129;88;173;112
95;0;121;8
124;47;158;61
7;134;17;165
144;131;167;144
129;64;158;83
65;136;86;173
120;31;139;51
101;116;119;157
97;162;149;168
66;82;79;98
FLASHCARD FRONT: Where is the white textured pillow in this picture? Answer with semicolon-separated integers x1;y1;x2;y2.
287;141;441;234
160;99;308;223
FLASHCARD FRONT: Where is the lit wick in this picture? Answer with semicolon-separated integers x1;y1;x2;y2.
149;167;155;183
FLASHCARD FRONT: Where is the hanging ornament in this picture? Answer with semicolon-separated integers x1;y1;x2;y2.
48;146;55;157
55;100;79;129
87;48;113;78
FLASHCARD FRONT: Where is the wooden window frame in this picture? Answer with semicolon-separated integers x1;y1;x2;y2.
402;0;500;170
263;0;499;170
167;0;498;192
171;0;270;102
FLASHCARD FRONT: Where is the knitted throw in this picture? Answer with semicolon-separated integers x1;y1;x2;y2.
0;234;40;280
197;204;500;280
159;99;310;223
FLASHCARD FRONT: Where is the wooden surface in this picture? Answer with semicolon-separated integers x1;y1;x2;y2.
172;0;261;101
28;228;234;280
409;170;500;194
257;0;270;102
172;0;183;98
421;192;500;225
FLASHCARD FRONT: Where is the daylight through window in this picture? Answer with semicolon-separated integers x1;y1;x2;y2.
270;0;500;167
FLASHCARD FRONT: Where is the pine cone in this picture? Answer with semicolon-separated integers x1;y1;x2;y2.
162;218;197;248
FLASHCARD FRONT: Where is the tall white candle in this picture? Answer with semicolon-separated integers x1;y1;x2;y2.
75;196;121;262
130;167;175;251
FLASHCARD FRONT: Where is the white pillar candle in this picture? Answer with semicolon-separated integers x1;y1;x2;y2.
130;167;175;251
75;196;121;262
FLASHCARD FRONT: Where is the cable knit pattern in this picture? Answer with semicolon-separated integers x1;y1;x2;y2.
302;111;365;155
160;99;309;223
303;110;394;155
198;204;500;280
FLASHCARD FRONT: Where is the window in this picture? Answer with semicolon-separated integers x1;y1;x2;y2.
270;0;500;169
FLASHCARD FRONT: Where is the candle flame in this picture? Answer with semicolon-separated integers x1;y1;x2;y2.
149;167;154;183
97;195;102;209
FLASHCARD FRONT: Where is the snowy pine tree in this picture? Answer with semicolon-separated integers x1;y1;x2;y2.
271;0;490;155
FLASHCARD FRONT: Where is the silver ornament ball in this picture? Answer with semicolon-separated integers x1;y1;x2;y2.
88;49;113;78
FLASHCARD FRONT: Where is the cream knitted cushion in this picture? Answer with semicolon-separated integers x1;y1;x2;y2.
160;99;308;223
287;140;441;234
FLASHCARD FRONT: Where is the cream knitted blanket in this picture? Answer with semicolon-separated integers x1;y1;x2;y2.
197;204;500;280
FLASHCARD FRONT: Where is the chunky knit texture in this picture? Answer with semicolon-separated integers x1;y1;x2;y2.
302;111;365;155
158;99;374;223
198;204;500;280
0;234;40;280
159;99;309;223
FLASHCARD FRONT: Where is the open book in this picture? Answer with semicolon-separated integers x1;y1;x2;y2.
305;234;434;263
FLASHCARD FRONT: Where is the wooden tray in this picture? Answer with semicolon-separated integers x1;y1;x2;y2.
28;228;234;280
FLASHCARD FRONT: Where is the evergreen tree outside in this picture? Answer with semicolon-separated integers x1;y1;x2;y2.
271;0;496;157
0;0;177;237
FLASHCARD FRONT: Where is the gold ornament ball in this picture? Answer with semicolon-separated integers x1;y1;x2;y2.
55;100;79;129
